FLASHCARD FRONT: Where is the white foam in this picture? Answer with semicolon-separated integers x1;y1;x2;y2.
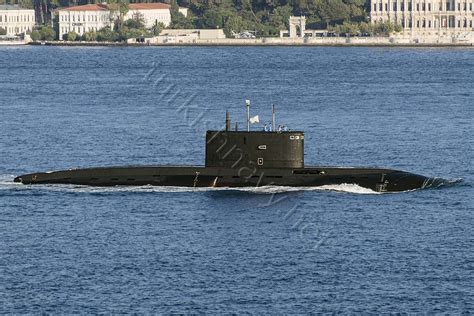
0;174;463;195
0;175;21;188
0;174;379;195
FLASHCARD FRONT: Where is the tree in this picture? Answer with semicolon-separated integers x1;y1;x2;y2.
268;5;293;30
124;12;145;29
358;21;373;34
151;21;166;36
200;9;223;28
118;27;143;41
170;11;194;29
108;0;129;32
96;27;118;42
371;21;401;36
0;27;6;36
316;0;351;27
37;25;55;40
30;30;41;41
65;30;77;41
31;0;60;25
83;31;98;41
223;15;246;37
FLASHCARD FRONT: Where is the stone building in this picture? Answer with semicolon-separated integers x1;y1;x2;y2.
125;3;188;29
0;5;35;36
56;3;188;38
57;4;110;37
370;0;474;36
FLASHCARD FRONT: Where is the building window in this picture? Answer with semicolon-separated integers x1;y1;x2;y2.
428;20;431;28
393;2;397;11
0;15;2;22
379;3;383;11
401;2;405;10
428;3;431;11
422;2;425;11
374;3;377;11
385;3;388;11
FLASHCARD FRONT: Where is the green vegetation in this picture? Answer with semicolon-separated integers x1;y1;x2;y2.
0;27;6;36
329;21;403;36
64;30;77;41
30;25;55;41
169;0;372;37
16;0;404;41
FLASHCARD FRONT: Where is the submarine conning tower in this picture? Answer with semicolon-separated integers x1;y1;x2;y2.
205;108;304;169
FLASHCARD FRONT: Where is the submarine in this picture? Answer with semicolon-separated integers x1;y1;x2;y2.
14;103;442;193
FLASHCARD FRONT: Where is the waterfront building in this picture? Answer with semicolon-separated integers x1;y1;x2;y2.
0;5;35;36
57;4;110;37
370;0;474;36
125;3;188;29
56;3;188;38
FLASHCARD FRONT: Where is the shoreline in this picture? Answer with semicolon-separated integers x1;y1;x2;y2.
26;40;474;48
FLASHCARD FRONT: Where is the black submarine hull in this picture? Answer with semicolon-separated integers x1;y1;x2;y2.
13;166;441;193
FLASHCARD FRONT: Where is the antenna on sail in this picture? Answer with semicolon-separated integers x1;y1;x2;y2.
225;110;231;131
272;104;276;132
245;99;250;132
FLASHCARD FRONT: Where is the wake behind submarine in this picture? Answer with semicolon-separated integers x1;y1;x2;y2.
14;103;443;193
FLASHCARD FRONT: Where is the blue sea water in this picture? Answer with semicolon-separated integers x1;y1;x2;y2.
0;46;473;313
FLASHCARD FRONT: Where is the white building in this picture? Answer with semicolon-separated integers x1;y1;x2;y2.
57;4;111;37
126;3;188;28
370;0;474;36
0;5;35;36
56;2;188;38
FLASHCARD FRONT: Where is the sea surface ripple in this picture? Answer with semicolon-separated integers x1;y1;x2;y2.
0;46;472;313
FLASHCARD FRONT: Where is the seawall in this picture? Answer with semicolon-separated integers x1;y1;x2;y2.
28;36;474;47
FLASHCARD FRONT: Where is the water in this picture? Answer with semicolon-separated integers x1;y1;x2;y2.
0;46;473;313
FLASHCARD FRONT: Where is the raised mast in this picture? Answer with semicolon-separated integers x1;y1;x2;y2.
246;99;250;132
272;104;276;132
225;111;231;131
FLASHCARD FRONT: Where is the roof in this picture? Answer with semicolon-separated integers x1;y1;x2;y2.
0;4;33;10
128;3;171;10
55;2;172;12
57;4;109;11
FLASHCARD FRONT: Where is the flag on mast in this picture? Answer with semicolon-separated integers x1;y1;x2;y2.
249;115;260;124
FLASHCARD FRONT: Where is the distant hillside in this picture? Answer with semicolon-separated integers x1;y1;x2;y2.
12;0;370;36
